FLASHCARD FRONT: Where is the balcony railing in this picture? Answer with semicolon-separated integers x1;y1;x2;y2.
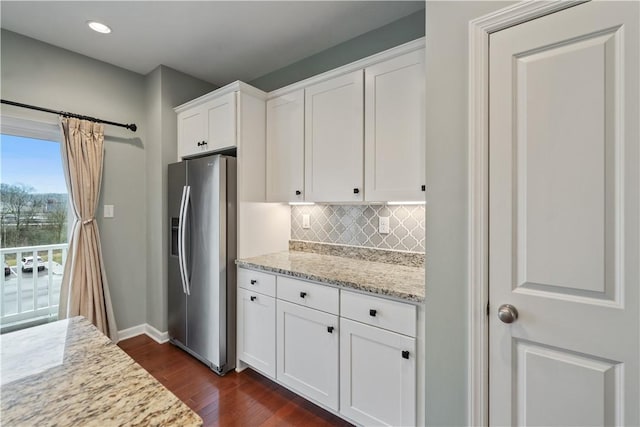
0;243;68;330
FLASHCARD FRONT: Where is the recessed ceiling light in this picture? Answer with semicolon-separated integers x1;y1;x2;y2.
87;21;111;34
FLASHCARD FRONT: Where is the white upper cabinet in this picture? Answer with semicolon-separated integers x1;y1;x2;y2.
364;50;425;202
266;90;304;202
304;70;364;202
177;91;237;159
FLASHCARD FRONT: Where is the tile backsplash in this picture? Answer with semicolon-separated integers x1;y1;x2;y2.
291;204;425;253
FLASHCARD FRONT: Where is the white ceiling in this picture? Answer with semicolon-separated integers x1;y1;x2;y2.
0;1;425;86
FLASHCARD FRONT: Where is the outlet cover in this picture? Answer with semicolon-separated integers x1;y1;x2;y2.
379;216;390;234
302;214;310;229
104;205;114;218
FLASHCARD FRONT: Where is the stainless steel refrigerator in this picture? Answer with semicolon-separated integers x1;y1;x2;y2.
167;154;236;375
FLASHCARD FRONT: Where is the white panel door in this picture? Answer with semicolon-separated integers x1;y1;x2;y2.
276;300;339;410
340;318;416;427
204;92;237;151
305;71;364;202
364;49;425;202
266;90;304;202
237;288;276;378
489;2;639;426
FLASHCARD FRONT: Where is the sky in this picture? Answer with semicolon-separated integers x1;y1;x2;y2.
0;134;67;194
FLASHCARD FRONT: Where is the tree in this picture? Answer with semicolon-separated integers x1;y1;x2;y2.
0;183;41;246
48;202;68;242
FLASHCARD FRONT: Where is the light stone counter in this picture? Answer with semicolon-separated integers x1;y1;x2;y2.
236;248;425;303
0;317;202;427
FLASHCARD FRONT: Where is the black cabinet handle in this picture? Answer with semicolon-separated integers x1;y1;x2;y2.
250;279;257;285
327;326;334;333
197;140;208;147
250;296;256;302
369;309;377;317
421;185;426;191
353;188;360;194
300;291;307;299
402;350;410;359
295;190;301;195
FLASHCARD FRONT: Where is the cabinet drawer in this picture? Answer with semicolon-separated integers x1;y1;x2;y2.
277;276;339;315
238;268;276;297
341;290;416;337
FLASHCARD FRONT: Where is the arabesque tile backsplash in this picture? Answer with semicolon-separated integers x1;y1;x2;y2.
291;204;425;253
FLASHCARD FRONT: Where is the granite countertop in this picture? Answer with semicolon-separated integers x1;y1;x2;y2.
0;317;202;427
236;248;425;303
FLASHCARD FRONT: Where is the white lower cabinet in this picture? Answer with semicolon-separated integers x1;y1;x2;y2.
237;287;276;378
276;300;339;410
237;268;418;426
340;318;416;426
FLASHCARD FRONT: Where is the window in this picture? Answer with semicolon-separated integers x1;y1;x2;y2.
0;116;68;331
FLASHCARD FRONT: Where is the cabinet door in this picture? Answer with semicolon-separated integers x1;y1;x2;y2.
177;107;205;159
340;318;416;426
365;50;425;202
204;92;237;151
266;90;305;202
305;71;364;202
237;288;276;378
277;300;339;410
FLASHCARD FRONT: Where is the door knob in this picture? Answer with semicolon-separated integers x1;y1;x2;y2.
497;304;518;324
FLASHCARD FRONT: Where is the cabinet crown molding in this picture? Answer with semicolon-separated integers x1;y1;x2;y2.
174;80;267;113
267;37;425;99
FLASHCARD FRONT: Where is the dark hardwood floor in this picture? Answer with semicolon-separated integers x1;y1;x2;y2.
118;335;353;427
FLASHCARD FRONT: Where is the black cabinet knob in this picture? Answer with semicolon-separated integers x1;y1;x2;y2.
202;140;207;146
421;185;426;191
327;326;334;333
402;350;410;359
369;309;377;317
300;291;307;299
250;296;256;302
353;188;360;194
295;190;301;195
250;279;257;285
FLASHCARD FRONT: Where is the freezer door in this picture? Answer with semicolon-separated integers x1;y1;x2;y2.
185;155;227;369
168;161;187;346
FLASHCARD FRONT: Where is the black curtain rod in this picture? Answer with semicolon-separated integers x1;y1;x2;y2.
1;99;137;132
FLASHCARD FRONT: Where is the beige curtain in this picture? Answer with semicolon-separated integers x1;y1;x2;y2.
58;117;117;342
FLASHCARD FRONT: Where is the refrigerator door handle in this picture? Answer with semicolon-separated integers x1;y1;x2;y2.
182;185;192;296
177;185;188;295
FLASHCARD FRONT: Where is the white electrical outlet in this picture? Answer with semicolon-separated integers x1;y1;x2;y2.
302;214;310;229
104;205;114;218
379;216;390;234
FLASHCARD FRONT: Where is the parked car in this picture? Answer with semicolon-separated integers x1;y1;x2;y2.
4;262;10;276
21;256;45;272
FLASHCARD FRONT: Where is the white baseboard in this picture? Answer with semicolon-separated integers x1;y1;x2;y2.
117;323;169;344
117;324;146;342
145;324;170;344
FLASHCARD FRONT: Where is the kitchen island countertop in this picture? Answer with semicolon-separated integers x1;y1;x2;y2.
0;317;202;427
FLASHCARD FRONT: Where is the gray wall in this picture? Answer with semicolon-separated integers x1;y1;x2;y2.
1;30;148;330
423;2;515;426
145;66;216;332
249;9;425;92
1;30;215;332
